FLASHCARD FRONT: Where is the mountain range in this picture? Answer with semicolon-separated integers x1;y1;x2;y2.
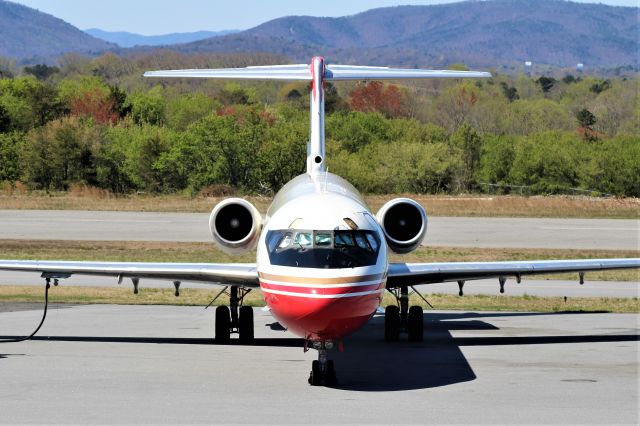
84;28;239;48
0;0;637;68
176;0;638;67
0;0;114;62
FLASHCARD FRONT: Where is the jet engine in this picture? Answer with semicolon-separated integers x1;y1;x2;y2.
376;198;427;254
209;198;262;255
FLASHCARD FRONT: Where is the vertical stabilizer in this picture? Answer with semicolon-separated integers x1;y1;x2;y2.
308;57;326;176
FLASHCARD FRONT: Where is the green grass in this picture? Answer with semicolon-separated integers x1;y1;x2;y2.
0;285;637;313
1;192;638;219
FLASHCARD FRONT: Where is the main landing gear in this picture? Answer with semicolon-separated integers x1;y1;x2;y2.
213;286;254;342
308;341;337;386
384;286;425;342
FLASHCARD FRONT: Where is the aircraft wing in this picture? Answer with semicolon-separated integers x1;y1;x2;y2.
387;258;640;287
0;260;259;287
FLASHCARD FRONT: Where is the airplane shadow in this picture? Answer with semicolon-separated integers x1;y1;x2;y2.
0;335;304;347
332;315;479;391
0;353;25;359
331;313;639;391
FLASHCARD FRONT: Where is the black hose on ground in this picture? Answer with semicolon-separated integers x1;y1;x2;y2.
0;281;50;343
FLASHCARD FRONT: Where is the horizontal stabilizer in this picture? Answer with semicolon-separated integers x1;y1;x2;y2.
325;65;491;80
145;63;491;81
144;65;311;80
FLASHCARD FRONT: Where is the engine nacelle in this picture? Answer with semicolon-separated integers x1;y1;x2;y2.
376;198;427;254
209;198;262;255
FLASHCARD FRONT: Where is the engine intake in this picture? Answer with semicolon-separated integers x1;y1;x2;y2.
376;198;427;254
209;198;262;255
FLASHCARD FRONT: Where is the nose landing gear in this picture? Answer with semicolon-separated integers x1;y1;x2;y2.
308;341;338;386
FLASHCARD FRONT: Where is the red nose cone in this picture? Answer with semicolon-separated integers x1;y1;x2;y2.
260;279;383;340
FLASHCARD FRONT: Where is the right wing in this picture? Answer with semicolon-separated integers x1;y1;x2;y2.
387;258;640;287
0;260;259;287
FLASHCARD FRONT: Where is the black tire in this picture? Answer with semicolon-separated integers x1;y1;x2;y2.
239;306;254;342
309;360;321;386
215;305;231;342
407;305;424;342
326;360;338;386
384;305;401;341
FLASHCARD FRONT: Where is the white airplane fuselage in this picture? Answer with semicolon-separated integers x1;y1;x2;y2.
256;172;388;341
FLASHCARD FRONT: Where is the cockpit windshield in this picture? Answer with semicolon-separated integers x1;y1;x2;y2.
265;229;381;269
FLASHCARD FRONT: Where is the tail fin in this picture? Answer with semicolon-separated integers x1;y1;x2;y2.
145;57;491;176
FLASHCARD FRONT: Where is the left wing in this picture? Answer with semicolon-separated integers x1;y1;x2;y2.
387;258;640;287
0;260;259;287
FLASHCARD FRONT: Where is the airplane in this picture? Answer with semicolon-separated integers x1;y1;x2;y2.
1;57;638;386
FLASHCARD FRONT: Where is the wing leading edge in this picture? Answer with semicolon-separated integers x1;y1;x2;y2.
0;260;259;287
387;258;640;287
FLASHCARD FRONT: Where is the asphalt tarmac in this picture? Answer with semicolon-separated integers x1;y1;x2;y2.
1;210;638;250
0;305;638;424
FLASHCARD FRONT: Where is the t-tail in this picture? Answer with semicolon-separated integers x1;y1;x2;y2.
144;57;491;176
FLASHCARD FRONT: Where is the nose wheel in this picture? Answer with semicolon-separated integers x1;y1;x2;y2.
384;286;424;341
308;342;338;386
213;286;254;342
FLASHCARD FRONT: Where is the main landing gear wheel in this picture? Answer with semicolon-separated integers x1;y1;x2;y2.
407;305;424;342
384;286;425;341
239;306;254;342
213;286;254;342
384;305;400;341
215;305;231;342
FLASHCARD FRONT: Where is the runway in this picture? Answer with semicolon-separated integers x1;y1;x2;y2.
0;305;637;424
0;210;638;250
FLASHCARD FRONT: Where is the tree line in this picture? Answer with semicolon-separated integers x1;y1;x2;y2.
0;52;638;197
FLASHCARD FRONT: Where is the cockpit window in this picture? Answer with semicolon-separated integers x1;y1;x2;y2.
295;232;313;248
365;233;379;252
335;231;355;248
278;233;292;249
265;229;381;269
315;233;332;246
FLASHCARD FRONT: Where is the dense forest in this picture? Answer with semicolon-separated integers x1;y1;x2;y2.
0;52;638;197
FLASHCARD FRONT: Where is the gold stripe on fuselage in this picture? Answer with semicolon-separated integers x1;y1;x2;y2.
258;272;385;284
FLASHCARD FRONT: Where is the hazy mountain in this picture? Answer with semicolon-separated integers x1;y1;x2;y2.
85;28;239;47
178;0;638;68
0;0;114;61
1;0;637;68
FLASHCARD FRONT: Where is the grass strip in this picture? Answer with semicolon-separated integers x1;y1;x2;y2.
0;286;637;313
1;193;638;219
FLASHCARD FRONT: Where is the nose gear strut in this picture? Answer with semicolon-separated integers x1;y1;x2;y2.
308;341;337;386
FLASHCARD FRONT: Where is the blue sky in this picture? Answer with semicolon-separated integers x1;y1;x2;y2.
10;0;638;35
